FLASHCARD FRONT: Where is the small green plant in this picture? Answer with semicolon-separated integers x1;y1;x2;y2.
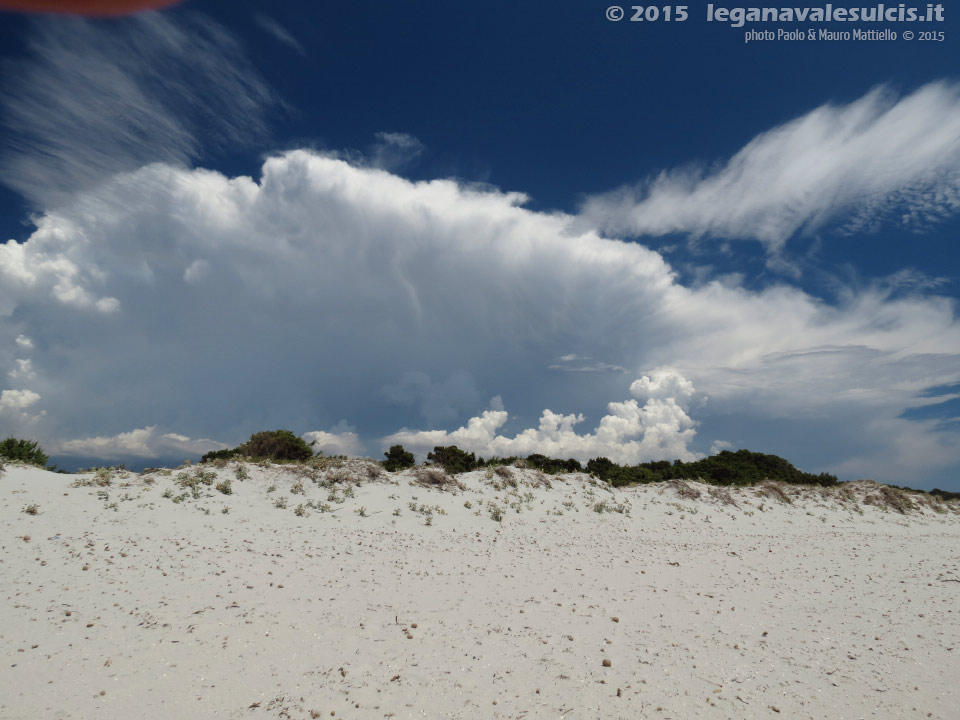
392;507;401;516
488;503;504;522
162;488;173;499
23;503;39;515
464;500;473;509
294;503;307;516
234;465;249;481
266;484;277;493
356;506;368;517
290;480;304;495
274;497;288;509
221;506;230;514
215;479;233;495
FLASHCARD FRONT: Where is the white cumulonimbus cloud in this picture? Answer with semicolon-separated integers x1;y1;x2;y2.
0;145;959;483
581;82;960;253
384;369;700;464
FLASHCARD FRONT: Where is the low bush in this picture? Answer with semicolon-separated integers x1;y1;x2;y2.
382;444;415;472
237;430;313;462
525;454;581;474
0;437;49;467
201;431;314;465
201;448;238;463
586;449;838;488
427;445;478;474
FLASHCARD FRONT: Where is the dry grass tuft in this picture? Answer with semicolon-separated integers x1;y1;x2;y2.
836;484;858;504
759;481;793;504
413;468;463;491
530;470;553;489
324;459;388;486
707;485;738;507
669;479;701;500
362;462;385;481
71;467;113;488
864;485;915;514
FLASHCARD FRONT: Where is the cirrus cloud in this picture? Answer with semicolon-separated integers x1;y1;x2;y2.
581;82;960;255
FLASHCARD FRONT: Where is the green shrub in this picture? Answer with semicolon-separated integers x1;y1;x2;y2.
587;458;655;487
586;449;838;488
201;447;238;463
235;430;313;463
525;454;581;474
382;444;415;472
427;445;478;474
0;437;49;467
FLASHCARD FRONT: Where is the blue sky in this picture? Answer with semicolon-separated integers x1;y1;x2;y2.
1;1;959;489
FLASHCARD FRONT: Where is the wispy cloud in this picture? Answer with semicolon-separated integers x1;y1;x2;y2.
254;14;306;56
0;12;278;209
581;82;960;255
548;354;627;374
368;132;425;172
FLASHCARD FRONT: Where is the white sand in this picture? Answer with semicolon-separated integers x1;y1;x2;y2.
2;460;959;719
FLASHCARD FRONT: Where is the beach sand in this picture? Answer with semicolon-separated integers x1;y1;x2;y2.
2;461;958;719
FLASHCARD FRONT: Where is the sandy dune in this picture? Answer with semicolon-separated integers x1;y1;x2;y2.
2;460;958;719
